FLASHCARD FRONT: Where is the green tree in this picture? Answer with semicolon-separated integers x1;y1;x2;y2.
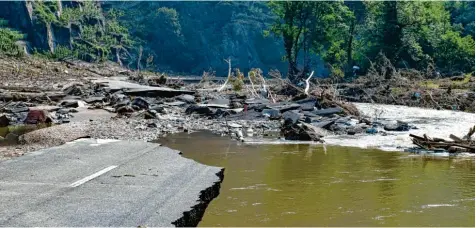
354;1;474;74
267;1;351;82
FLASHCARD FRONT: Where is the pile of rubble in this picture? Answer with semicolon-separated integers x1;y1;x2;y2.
1;72;424;147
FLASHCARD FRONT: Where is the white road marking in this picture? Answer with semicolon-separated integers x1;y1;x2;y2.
69;166;117;187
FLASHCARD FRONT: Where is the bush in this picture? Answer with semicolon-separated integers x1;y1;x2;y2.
434;30;475;73
0;19;25;57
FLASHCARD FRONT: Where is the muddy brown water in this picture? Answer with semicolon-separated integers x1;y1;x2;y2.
158;132;475;227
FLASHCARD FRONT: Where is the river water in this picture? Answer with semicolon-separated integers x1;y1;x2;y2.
159;104;475;226
159;131;474;227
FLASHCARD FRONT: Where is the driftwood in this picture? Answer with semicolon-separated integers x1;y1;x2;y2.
410;127;475;153
218;58;231;92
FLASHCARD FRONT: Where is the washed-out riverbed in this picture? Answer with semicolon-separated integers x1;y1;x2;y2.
158;104;475;226
159;132;474;227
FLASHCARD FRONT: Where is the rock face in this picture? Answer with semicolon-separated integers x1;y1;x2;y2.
0;1;103;54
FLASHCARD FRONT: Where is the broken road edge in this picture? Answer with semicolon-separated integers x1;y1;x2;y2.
173;168;225;227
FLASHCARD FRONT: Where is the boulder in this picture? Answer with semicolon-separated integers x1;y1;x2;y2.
0;115;9;127
281;121;328;141
84;97;105;104
384;121;411;131
176;94;196;104
144;110;157;119
131;97;150;110
262;109;281;120
283;110;301;125
117;106;135;114
63;83;83;96
149;105;166;114
60;100;80;108
24;109;52;124
185;105;213;115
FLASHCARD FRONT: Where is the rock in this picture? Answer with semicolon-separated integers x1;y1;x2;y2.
114;99;130;108
207;98;230;106
229;108;244;114
24;109;52;124
149;105;166;114
56;108;70;114
60;100;79;108
103;107;116;113
261;109;280;119
347;129;356;135
281;121;328;141
311;119;336;129
4;102;29;113
5;133;19;143
61;118;71;123
248;104;267;112
230;101;243;109
246;127;254;137
384;121;411;131
176;94;196;104
296;98;319;111
63;83;83;96
147;123;158;128
164;101;187;107
360;118;372;125
144;110;157;119
84;97;105;104
0;115;9;127
269;103;301;113
131;97;150;110
117;106;134;114
32;105;61;112
313;107;343;116
282;110;301;125
366;128;378;134
185;105;213;115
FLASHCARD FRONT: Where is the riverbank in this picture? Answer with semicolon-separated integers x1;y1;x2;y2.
0;56;474;160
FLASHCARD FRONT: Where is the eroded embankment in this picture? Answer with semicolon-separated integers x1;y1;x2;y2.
173;168;225;227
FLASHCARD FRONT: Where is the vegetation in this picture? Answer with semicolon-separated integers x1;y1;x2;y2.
267;1;474;81
0;19;24;57
0;1;473;80
266;1;352;82
31;1;134;63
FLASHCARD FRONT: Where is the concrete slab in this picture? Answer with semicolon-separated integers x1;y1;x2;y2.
0;139;224;227
93;79;195;97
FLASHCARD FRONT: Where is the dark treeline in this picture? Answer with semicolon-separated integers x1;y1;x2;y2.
0;1;474;79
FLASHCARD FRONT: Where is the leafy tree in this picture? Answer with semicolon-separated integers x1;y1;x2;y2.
0;19;24;57
445;1;475;38
267;1;351;82
354;1;474;74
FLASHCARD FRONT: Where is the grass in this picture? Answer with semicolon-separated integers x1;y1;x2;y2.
419;80;440;89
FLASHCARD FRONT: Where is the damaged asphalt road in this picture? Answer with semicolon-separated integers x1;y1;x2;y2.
0;139;224;227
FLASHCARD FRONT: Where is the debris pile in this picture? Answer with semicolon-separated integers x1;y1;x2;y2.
409;126;475;153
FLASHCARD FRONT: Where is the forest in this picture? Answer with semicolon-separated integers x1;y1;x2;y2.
0;1;474;80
